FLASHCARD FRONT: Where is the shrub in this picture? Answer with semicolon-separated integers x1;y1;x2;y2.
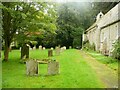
73;38;82;49
112;38;120;60
83;40;95;51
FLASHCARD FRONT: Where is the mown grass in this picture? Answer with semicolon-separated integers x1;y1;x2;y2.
85;50;118;72
2;49;105;88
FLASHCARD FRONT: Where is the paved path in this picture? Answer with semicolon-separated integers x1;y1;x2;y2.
79;50;118;88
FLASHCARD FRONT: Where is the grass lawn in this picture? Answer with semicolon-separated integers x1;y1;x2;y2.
85;50;118;72
2;49;105;88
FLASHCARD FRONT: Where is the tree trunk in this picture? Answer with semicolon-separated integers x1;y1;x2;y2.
4;47;9;61
2;2;12;62
4;41;10;61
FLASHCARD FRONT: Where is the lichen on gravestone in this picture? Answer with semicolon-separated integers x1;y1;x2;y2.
26;59;38;76
47;60;60;75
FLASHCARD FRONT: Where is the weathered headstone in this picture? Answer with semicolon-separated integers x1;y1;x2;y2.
26;60;38;76
39;45;42;50
60;47;64;52
19;47;21;51
29;48;32;50
69;46;72;49
55;47;60;55
47;60;59;75
60;46;66;52
48;50;53;57
51;47;54;50
63;46;66;50
21;44;29;59
33;46;36;50
43;47;45;50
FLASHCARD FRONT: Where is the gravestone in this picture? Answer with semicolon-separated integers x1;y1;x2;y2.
29;48;32;50
47;60;59;75
26;60;38;76
19;47;21;51
55;47;60;55
60;47;64;52
39;45;42;50
51;47;53;50
60;46;66;52
63;46;66;50
48;50;53;57
21;44;29;59
69;46;72;49
33;46;36;50
43;47;45;50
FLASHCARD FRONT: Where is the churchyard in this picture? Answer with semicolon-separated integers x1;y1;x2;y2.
2;48;118;88
1;1;119;89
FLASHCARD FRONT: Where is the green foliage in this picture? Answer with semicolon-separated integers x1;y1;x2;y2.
56;3;84;48
1;2;57;60
87;50;118;71
1;2;57;44
112;38;120;60
83;40;95;51
30;41;38;46
73;37;82;49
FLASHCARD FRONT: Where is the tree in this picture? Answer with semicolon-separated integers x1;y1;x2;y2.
56;2;85;48
1;2;57;61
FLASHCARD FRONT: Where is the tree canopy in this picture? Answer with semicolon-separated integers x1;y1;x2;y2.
1;1;119;61
1;2;57;61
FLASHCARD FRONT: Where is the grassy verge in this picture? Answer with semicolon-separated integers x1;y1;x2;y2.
84;50;118;72
2;49;104;88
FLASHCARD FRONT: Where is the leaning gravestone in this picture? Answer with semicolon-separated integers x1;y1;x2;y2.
26;60;38;76
21;44;29;59
47;60;59;75
48;50;53;57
